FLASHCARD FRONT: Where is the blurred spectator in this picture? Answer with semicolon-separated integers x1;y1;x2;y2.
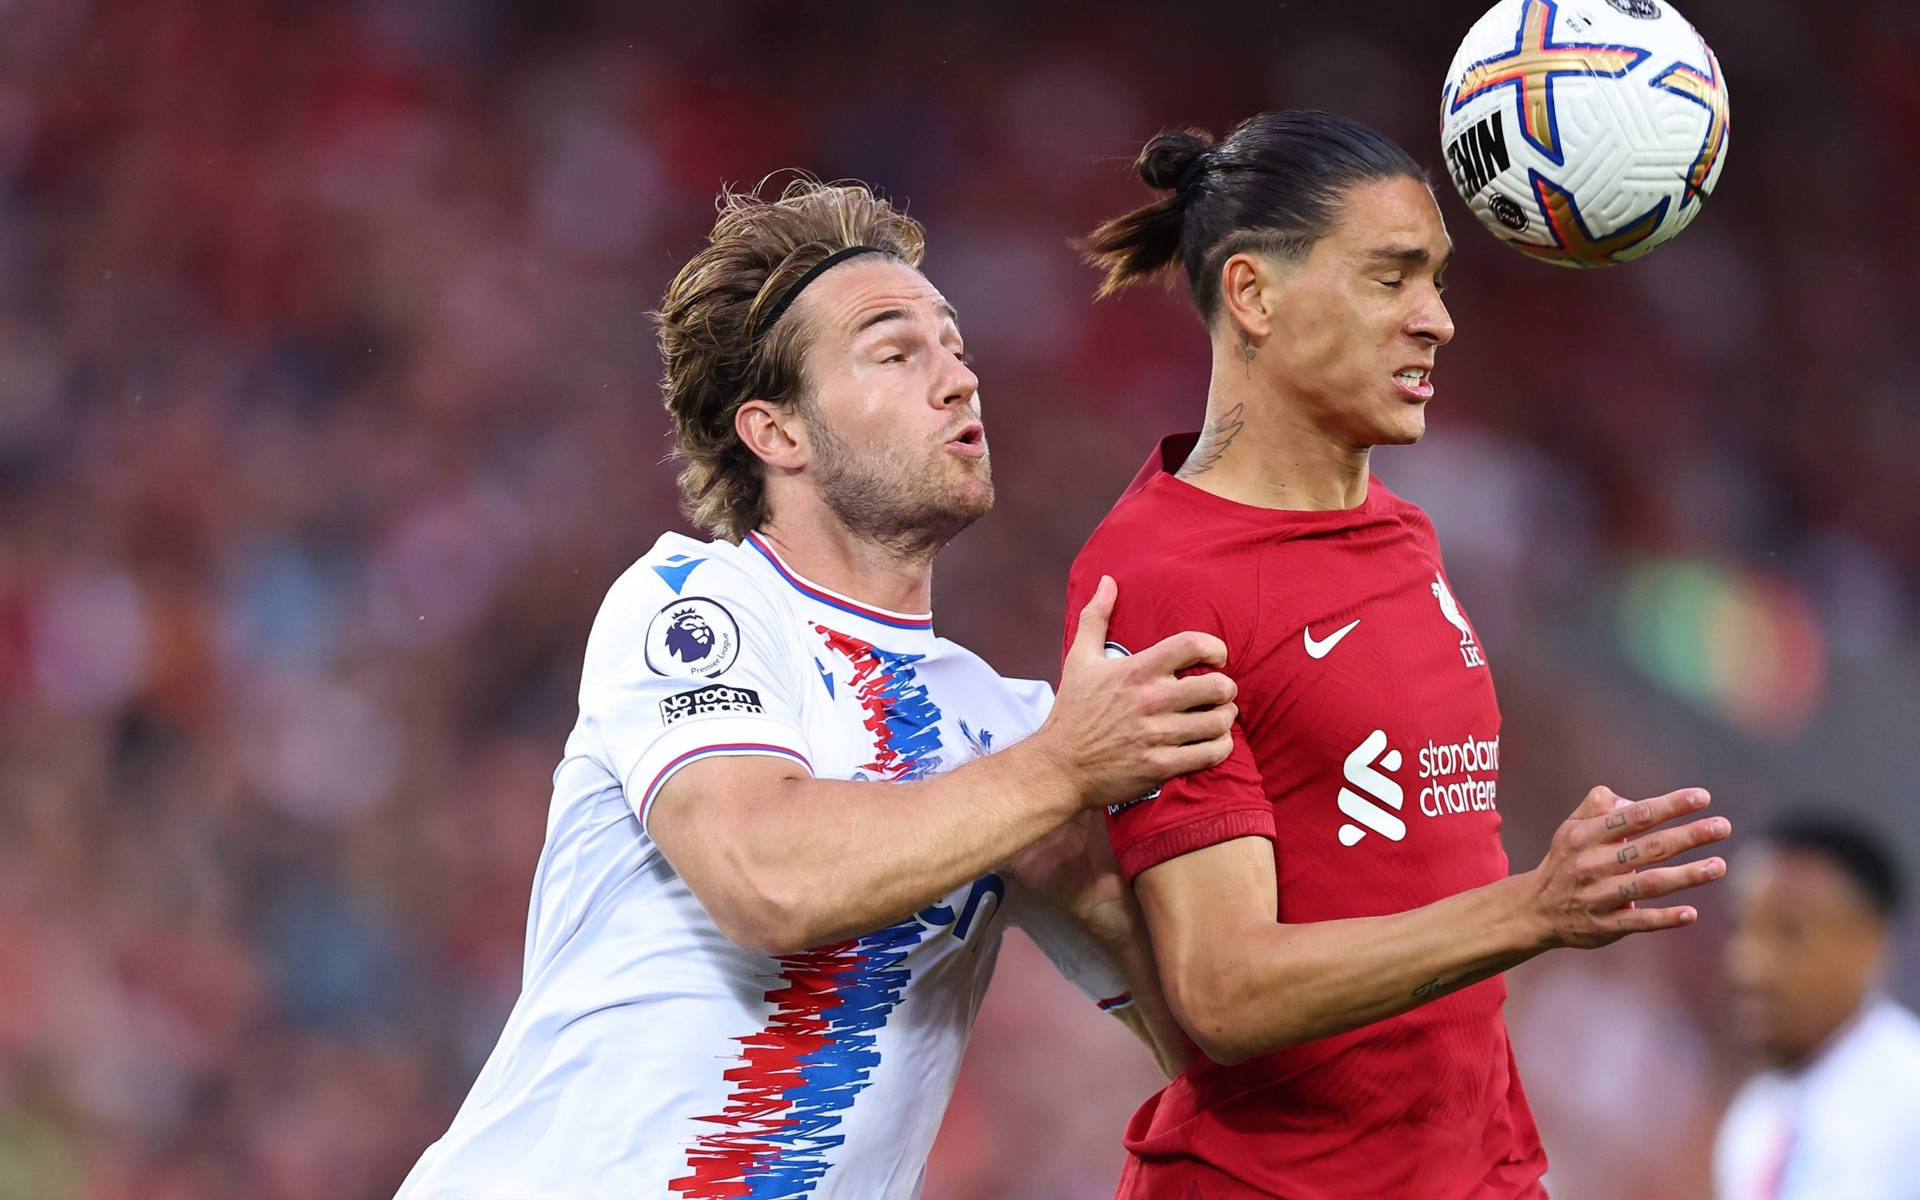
1715;813;1920;1200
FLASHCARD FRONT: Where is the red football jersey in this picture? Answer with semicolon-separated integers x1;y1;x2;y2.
1065;435;1547;1200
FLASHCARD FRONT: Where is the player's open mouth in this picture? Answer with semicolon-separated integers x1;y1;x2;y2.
946;423;987;459
1392;367;1434;401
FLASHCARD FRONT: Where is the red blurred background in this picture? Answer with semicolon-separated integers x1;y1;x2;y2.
1;1;1916;1195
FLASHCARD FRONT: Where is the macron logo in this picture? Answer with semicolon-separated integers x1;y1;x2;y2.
1338;729;1406;847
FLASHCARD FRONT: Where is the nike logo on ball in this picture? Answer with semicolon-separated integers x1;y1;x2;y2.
1304;618;1361;659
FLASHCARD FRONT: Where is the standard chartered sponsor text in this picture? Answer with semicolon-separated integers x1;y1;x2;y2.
1417;733;1500;819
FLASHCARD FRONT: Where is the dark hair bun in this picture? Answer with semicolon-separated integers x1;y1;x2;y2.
1137;128;1216;192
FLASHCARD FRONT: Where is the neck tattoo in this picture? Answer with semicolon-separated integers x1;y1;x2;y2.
1177;403;1246;480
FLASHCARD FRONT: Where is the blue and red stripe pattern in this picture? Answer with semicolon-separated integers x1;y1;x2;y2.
638;743;811;824
815;626;944;781
669;919;930;1200
744;533;934;632
1097;992;1135;1013
672;624;948;1198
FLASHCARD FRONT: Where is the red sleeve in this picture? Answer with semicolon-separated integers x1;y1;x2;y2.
1064;554;1274;884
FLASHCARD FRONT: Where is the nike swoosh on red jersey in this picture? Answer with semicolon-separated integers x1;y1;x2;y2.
1303;618;1361;659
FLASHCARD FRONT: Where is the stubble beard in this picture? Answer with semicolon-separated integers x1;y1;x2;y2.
807;415;994;561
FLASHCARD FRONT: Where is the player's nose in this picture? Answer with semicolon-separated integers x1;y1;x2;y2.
1409;293;1456;346
935;348;979;409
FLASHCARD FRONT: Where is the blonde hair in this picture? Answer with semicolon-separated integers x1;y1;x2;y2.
654;179;926;540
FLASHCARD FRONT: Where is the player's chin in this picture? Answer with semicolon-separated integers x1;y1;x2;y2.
937;461;995;519
1729;991;1785;1054
953;475;995;520
1369;406;1427;446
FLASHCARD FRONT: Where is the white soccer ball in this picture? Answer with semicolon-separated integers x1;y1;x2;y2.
1439;0;1729;267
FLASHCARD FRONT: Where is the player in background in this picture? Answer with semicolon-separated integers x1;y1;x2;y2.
1062;111;1734;1200
398;180;1230;1199
1716;812;1920;1199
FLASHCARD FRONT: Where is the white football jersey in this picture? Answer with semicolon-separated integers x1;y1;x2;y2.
398;530;1130;1200
1714;997;1920;1200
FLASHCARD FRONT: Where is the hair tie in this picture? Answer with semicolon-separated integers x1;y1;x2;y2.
1176;152;1210;194
752;245;885;343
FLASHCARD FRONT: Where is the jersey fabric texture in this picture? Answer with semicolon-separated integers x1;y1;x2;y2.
1064;435;1546;1200
1714;997;1920;1199
399;530;1128;1200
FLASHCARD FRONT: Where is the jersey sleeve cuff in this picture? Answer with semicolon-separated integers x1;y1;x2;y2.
626;715;814;835
1116;809;1276;882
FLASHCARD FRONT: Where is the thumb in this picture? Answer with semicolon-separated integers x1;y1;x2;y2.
1068;576;1117;661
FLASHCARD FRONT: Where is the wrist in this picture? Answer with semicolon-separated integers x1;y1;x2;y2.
1010;725;1091;819
1489;871;1559;957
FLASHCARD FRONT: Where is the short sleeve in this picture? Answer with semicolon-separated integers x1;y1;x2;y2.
580;554;815;835
1006;887;1132;1013
1063;559;1274;883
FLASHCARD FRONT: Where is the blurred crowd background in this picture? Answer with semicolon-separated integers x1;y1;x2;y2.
1;0;1916;1196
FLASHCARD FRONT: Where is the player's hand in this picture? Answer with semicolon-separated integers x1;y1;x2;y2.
1523;786;1730;950
1038;575;1237;811
1005;810;1132;939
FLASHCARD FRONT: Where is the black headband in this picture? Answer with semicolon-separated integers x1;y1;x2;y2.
752;244;886;343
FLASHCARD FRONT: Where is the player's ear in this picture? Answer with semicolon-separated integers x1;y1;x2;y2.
736;399;809;471
1217;252;1278;342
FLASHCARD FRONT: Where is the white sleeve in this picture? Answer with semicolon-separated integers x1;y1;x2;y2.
578;557;814;836
1006;885;1133;1014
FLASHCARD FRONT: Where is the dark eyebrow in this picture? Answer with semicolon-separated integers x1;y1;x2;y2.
1366;245;1456;275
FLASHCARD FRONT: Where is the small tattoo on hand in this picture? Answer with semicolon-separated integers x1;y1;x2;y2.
1617;845;1640;864
1604;813;1629;831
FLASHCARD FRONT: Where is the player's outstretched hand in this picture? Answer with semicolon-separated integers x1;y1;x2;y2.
1039;575;1238;811
1524;786;1730;950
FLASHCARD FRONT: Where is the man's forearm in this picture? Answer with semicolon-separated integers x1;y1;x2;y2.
1175;874;1544;1064
1092;907;1193;1078
682;740;1085;954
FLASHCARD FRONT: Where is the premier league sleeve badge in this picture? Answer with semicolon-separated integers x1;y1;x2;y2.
643;597;742;678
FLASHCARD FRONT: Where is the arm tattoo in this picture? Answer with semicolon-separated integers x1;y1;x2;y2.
1411;963;1504;1002
1178;403;1245;480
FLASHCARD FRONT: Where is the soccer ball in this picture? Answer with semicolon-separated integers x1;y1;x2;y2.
1439;0;1729;267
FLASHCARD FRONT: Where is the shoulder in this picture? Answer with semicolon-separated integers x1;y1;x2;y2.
1073;483;1255;630
594;534;773;628
1839;1001;1920;1086
1074;477;1213;577
1366;475;1437;535
585;533;799;680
